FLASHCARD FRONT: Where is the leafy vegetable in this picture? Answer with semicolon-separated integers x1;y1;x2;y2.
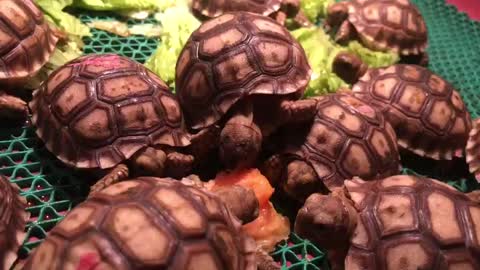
72;0;179;12
25;41;83;89
291;27;399;97
291;27;347;97
300;0;335;23
88;20;162;37
144;6;200;89
35;0;91;44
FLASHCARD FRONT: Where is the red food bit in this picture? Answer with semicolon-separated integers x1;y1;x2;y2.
306;254;314;260
40;195;49;202
76;252;100;270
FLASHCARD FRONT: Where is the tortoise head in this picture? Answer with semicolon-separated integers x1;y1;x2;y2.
326;2;349;29
294;188;357;269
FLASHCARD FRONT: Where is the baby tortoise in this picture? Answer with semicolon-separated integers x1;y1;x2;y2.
21;177;282;270
176;12;315;170
191;0;311;27
0;0;58;119
262;93;400;201
0;175;29;270
334;52;472;161
295;175;480;270
326;0;428;65
30;54;214;193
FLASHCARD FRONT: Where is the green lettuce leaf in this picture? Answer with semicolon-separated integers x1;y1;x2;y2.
300;0;334;22
291;27;347;97
25;41;83;89
72;0;179;11
35;0;91;43
291;27;399;97
144;5;200;89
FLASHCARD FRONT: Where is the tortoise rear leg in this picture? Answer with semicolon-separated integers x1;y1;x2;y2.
467;190;480;203
335;20;356;45
89;164;129;195
219;102;262;170
0;91;28;120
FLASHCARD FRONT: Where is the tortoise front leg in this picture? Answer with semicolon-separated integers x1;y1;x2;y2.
89;164;129;195
332;52;368;84
467;190;480;203
0;91;28;120
257;250;281;270
278;98;320;125
335;20;356;45
165;151;194;179
131;147;167;176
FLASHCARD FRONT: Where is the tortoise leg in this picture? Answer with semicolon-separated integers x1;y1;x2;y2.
189;125;221;164
326;2;349;32
332;52;368;84
89;164;129;195
214;185;259;224
165;151;194;179
283;160;321;201
335;21;356;45
467;190;480;203
292;10;313;27
278;98;320;125
219;102;262;170
0;91;28;120
131;147;167;176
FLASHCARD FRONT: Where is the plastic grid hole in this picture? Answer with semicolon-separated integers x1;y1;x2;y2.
77;12;159;63
271;233;329;270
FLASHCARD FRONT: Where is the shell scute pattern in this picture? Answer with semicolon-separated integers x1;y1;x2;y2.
0;176;28;270
285;94;400;189
30;54;190;170
353;65;472;160
176;12;311;130
348;0;427;55
0;0;57;79
191;0;282;18
22;178;255;270
345;175;480;270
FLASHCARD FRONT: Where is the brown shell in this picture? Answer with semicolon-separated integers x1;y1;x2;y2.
22;177;256;270
347;0;427;55
345;175;480;270
466;118;480;181
30;54;190;170
281;93;400;190
176;12;311;130
0;175;29;270
0;0;58;80
352;64;472;160
191;0;282;18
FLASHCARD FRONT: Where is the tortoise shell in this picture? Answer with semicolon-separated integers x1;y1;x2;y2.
30;54;190;170
176;12;311;130
22;177;256;270
345;175;480;269
280;93;400;190
0;175;29;270
352;64;472;160
0;0;58;81
191;0;282;18
346;0;427;55
466;118;480;181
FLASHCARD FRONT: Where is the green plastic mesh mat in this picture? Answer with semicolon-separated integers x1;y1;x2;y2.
1;0;479;269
